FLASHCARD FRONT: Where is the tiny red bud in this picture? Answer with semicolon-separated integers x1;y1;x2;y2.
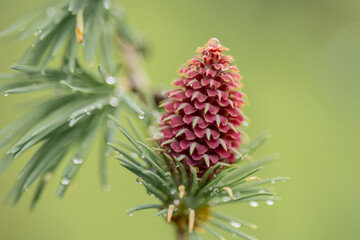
159;38;245;172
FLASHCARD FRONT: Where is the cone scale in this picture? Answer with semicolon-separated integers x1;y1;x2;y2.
160;38;245;172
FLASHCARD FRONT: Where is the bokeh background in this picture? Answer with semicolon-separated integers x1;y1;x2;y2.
1;0;360;239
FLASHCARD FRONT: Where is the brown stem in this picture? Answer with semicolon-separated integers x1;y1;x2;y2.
176;226;188;240
116;37;150;102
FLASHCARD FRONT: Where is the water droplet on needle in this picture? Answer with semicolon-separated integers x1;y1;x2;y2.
73;158;83;165
106;76;116;85
61;177;71;185
230;221;241;228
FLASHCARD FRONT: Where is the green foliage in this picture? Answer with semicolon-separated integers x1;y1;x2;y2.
0;0;150;207
0;0;144;73
108;116;287;240
0;62;148;206
0;2;286;240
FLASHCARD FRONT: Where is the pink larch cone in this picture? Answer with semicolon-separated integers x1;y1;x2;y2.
159;38;246;172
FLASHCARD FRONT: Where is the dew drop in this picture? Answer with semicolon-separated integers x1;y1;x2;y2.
103;184;111;192
233;192;241;200
131;152;139;158
46;7;56;17
34;29;42;37
85;110;91;115
171;189;176;195
103;0;111;9
266;200;274;206
249;201;259;207
147;191;155;197
106;76;116;85
73;158;83;165
230;221;241;228
174;199;180;205
128;213;133;216
109;97;119;107
271;179;276;184
222;196;231;202
24;188;29;191
96;104;103;109
4;93;8;97
41;70;46;75
69;119;76;127
136;177;143;184
138;114;145;120
61;177;71;185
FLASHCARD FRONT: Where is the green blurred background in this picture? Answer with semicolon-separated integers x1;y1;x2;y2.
1;0;359;239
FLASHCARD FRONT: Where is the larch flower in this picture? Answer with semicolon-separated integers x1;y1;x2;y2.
159;38;246;172
106;39;284;240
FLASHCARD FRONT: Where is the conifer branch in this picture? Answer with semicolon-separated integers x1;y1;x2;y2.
0;2;286;240
0;0;152;205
